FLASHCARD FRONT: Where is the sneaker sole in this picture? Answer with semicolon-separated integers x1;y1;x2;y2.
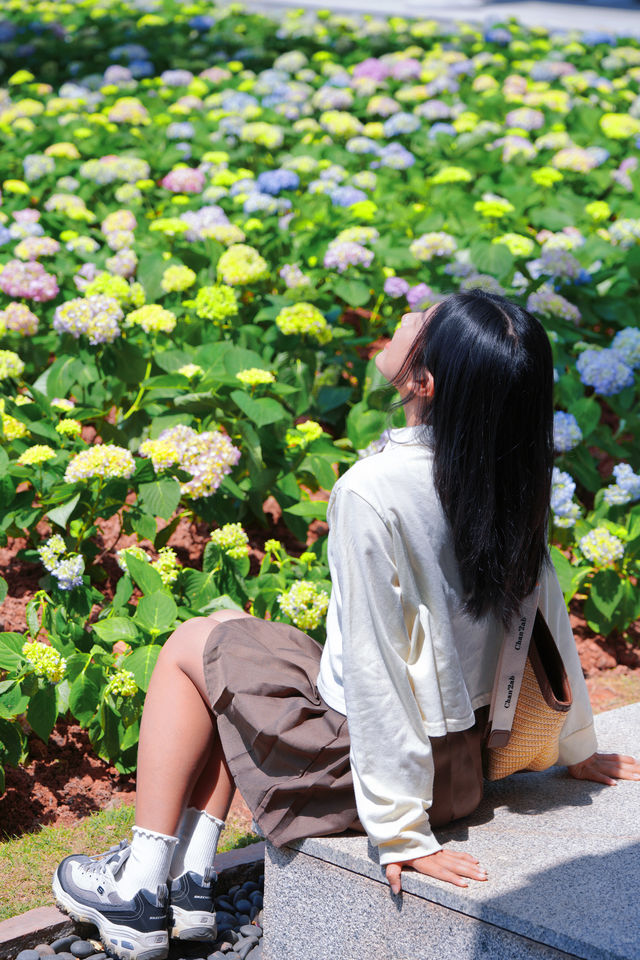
170;904;217;941
52;873;169;960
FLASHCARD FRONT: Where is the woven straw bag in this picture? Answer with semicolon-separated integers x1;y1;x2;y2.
483;607;573;781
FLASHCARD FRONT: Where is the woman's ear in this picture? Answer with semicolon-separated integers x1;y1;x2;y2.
408;371;434;398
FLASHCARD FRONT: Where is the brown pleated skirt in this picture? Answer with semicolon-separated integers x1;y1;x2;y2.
202;617;489;849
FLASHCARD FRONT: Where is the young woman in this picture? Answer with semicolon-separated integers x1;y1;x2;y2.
53;291;640;960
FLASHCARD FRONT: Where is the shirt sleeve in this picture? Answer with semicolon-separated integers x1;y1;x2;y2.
539;561;599;766
328;483;443;866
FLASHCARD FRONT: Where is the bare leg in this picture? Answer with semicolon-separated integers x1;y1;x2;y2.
135;609;253;834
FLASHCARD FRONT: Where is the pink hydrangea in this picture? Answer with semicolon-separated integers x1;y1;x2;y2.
0;260;59;302
160;167;206;193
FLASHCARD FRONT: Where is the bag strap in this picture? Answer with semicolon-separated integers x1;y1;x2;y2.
485;583;541;749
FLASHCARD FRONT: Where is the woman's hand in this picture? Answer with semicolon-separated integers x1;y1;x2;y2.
385;849;488;894
568;751;640;786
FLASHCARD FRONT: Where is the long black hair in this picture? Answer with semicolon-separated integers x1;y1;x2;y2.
393;290;554;628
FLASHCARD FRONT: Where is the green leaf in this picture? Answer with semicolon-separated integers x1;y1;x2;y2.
0;718;24;767
48;492;81;529
182;569;221;611
588;569;624;623
332;278;371;307
138;479;181;520
132;512;157;542
626;246;640;282
126;553;164;595
27;684;58;742
134;591;178;635
469;240;514;279
284;500;328;520
301;455;338;491
92;617;141;645
346;402;387;451
112;574;134;611
230;390;287;428
0;576;7;604
569;398;600;441
0;633;26;672
69;674;100;725
126;645;162;692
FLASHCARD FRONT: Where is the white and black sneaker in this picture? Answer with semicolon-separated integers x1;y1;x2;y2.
52;841;169;960
169;866;217;941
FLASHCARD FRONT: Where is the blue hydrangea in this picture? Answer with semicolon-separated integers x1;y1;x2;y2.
554;411;582;453
428;123;457;139
551;467;581;527
373;144;415;170
382;113;421;137
576;348;634;396
611;328;640;370
330;186;368;207
243;193;280;215
0;226;12;247
256;169;300;195
603;463;640;507
166;122;195;141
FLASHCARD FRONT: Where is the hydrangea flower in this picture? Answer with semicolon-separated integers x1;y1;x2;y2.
611;328;640;369
277;580;330;631
125;305;176;335
235;368;275;387
65;445;136;483
553;412;582;453
117;545;151;574
603;463;640;507
217;244;269;285
285;420;324;449
279;263;311;289
0;350;25;380
210;523;250;559
256;169;300;194
526;286;581;325
0;259;59;301
178;364;204;380
152;547;181;586
576;348;634;396
140;425;241;499
384;276;410;298
550;467;581;528
182;285;239;324
22;641;67;683
579;527;625;567
55;419;82;439
323;240;373;273
492;234;535;257
17;444;56;466
275;303;332;344
51;555;85;590
104;670;138;698
53;296;123;345
409;232;457;262
39;534;67;573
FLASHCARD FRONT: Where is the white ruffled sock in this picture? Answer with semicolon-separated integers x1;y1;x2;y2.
169;807;225;880
117;826;178;900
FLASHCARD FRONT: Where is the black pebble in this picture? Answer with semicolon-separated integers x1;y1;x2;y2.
16;952;40;960
35;945;55;955
70;942;94;959
90;954;107;959
233;943;255;960
52;953;75;960
51;938;81;953
215;911;237;925
233;897;252;912
215;898;234;912
238;925;259;939
241;882;259;894
227;885;241;896
235;913;251;926
248;892;262;907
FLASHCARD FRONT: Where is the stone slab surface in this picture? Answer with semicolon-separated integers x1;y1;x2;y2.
265;703;640;960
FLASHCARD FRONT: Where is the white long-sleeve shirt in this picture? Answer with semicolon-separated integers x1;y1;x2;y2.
316;425;598;867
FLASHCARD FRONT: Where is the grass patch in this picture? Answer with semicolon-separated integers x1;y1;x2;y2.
1;803;259;923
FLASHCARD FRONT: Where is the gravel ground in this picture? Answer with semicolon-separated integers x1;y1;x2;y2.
14;873;265;960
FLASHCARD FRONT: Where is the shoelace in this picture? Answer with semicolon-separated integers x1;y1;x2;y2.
78;841;130;879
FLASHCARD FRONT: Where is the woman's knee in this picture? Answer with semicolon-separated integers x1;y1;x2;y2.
160;616;215;672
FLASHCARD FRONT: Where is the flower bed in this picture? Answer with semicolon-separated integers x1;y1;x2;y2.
0;0;639;789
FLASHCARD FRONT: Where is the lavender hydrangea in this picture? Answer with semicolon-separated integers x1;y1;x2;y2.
551;467;581;527
576;348;634;396
323;241;374;273
384;276;410;298
330;186;368;207
611;328;640;369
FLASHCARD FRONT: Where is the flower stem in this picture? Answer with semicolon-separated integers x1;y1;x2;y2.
122;358;152;422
